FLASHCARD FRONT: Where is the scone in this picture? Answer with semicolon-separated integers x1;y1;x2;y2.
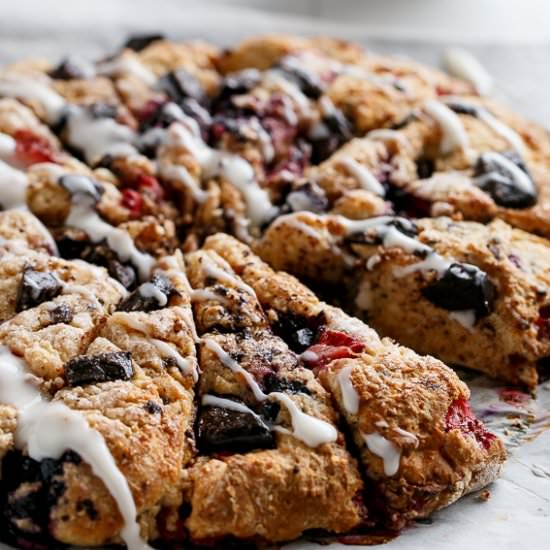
257;212;550;389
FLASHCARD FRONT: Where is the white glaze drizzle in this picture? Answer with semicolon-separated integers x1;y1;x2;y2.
444;97;525;155
139;282;168;307
478;110;526;155
248;118;275;163
65;194;154;281
424;100;469;154
263;69;311;118
449;309;476;330
270;392;337;447
61;282;104;311
159;163;208;202
367;129;410;148
96;57;156;86
201;255;256;297
0;75;65;124
443;48;493;96
363;432;401;476
339;157;385;196
65;106;137;164
203;338;267;401
269;213;323;240
190;288;230;306
202;394;258;416
149;338;198;382
203;338;337;447
117;315;198;381
393;427;419;445
60;174;102;198
336;366;360;415
338;215;452;279
167;122;277;226
475;152;535;195
0;346;150;550
0;160;28;209
0;132;16;161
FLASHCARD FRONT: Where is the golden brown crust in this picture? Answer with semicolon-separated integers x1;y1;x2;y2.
205;233;506;527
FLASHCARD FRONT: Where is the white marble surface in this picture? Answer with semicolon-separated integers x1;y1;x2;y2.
0;3;549;549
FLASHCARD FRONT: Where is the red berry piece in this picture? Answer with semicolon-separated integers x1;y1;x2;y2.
121;188;143;218
14;129;57;166
303;329;365;372
445;398;496;450
136;174;164;200
498;389;530;406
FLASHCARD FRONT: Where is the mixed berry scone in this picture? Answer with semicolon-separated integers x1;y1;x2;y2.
201;233;506;528
258;212;550;389
1;30;548;549
183;244;366;543
0;214;198;548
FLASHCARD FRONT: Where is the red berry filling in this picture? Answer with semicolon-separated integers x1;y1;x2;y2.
303;329;365;372
445;398;496;450
498;388;530;406
121;189;143;218
535;304;550;340
14;129;57;166
119;173;165;218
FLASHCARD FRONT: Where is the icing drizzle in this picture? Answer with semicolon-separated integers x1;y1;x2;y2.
203;338;337;447
0;346;151;550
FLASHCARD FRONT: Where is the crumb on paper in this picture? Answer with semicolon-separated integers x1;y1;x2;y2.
477;489;491;502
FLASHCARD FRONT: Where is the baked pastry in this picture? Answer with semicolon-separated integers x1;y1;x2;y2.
0;208;505;547
258;212;550;389
2;30;547;548
201;234;506;528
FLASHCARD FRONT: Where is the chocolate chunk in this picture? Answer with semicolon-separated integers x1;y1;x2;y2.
144;400;163;414
197;398;275;453
59;174;104;202
16;268;62;312
117;274;176;312
272;311;324;353
262;372;310;395
106;259;137;290
56;237;138;290
123;33;164;52
474;151;537;209
218;69;261;100
158;69;207;106
422;262;496;318
310;109;353;164
416;156;435;179
446;102;479;116
65;352;134;386
49;303;73;324
1;450;78;541
277;62;324;99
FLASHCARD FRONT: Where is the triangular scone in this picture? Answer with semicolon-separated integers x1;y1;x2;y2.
0;242;197;547
202;233;506;528
257;212;550;389
184;246;366;543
